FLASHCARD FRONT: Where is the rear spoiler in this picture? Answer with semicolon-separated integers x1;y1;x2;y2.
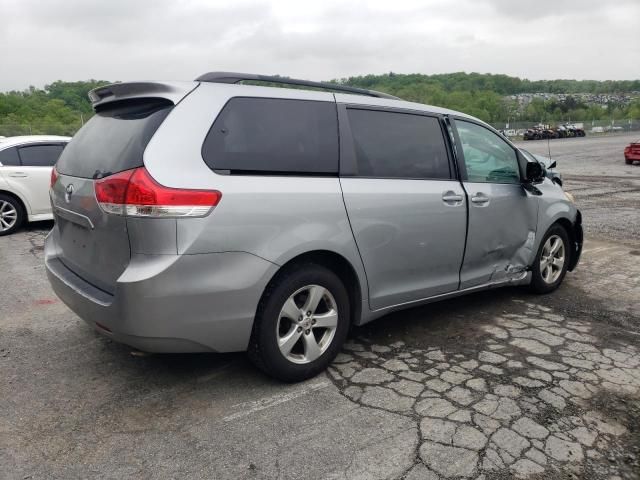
88;81;198;110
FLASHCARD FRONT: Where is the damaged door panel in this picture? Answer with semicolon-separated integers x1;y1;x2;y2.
460;182;539;288
452;118;540;289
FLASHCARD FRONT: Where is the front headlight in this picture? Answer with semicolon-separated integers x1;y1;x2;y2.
564;192;575;203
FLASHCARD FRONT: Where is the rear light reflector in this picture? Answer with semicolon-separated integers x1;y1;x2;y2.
94;167;221;217
50;166;58;188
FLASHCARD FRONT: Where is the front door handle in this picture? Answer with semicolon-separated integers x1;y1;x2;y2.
442;191;463;205
8;172;28;178
471;193;490;205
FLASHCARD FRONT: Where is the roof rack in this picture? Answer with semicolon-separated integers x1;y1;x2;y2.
195;72;400;100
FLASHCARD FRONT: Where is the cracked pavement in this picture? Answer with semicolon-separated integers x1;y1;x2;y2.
328;299;639;479
1;133;639;479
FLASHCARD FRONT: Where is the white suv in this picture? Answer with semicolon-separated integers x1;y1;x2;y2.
0;135;70;235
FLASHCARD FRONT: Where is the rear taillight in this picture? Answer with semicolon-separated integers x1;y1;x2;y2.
50;167;58;188
94;167;221;217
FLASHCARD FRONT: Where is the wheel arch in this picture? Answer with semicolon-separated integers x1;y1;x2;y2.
548;214;582;272
0;189;29;216
262;250;363;327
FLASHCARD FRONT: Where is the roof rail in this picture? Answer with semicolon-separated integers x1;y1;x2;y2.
195;71;401;100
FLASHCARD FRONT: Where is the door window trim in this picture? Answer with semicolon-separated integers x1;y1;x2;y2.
450;116;522;184
337;103;456;181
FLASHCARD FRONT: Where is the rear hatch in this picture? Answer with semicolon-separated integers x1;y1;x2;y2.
51;83;193;294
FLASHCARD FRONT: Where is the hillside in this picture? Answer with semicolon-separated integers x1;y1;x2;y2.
1;73;639;136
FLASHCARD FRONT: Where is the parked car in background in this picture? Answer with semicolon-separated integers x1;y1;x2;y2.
519;149;563;186
0;135;70;235
625;140;640;165
45;73;582;382
524;124;586;140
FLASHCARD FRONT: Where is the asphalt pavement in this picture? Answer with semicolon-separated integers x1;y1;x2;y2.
1;133;638;479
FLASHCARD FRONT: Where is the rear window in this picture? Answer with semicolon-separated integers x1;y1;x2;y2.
347;109;451;179
202;97;339;174
56;99;172;179
18;144;65;167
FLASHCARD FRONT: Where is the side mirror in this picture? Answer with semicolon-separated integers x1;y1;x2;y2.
525;161;545;184
548;160;557;169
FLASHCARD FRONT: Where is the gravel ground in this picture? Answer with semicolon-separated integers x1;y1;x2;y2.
1;134;638;479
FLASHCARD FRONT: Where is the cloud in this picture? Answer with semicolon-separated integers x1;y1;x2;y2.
0;0;638;91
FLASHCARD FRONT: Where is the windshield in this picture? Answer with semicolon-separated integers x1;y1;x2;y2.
519;149;536;162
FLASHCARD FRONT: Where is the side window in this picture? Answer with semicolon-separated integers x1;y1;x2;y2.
17;144;65;167
347;109;451;179
0;147;20;166
455;120;520;184
202;97;338;174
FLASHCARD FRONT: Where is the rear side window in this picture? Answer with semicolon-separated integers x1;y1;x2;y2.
347;109;451;179
18;144;65;167
202;97;339;174
0;147;20;166
56;99;172;179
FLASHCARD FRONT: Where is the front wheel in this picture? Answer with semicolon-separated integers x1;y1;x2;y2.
529;225;570;294
248;263;350;382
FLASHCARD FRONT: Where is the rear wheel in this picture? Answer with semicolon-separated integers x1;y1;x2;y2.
248;263;350;382
626;158;634;165
529;225;570;294
0;194;24;236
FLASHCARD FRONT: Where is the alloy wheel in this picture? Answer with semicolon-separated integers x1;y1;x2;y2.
0;200;18;232
276;284;339;364
540;234;565;284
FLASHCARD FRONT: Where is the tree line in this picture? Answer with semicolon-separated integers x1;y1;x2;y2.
1;73;639;137
0;80;106;136
334;73;640;124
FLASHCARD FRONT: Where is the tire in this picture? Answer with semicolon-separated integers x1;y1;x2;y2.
529;224;571;294
626;159;633;165
0;193;25;236
248;262;351;382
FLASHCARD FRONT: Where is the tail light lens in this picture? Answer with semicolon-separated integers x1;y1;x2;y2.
95;167;221;217
50;166;59;188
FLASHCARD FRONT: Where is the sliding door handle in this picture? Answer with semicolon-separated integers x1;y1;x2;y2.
442;191;464;205
471;193;490;205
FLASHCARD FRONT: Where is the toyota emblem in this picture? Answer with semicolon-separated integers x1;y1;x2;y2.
65;183;74;203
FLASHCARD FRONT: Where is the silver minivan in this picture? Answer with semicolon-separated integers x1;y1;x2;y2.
45;73;583;381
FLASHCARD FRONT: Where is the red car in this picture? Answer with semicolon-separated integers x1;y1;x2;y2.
625;140;640;165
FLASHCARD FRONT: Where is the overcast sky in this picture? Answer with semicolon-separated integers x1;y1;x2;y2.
1;0;638;91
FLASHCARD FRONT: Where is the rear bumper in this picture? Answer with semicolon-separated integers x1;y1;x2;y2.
45;232;278;353
625;153;640;161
